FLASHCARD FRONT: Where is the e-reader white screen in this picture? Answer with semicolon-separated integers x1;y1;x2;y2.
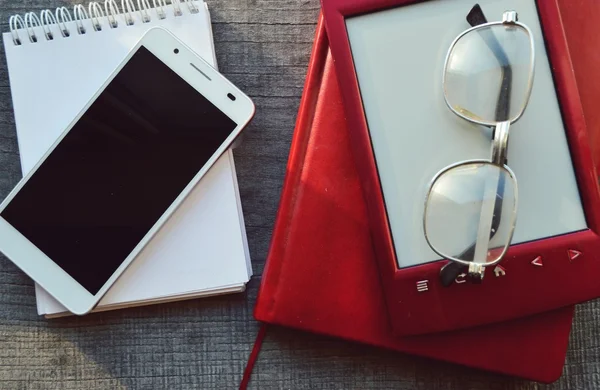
346;0;586;268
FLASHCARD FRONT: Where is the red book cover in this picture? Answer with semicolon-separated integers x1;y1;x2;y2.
254;14;575;383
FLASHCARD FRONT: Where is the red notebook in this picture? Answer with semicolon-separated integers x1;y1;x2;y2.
254;14;575;383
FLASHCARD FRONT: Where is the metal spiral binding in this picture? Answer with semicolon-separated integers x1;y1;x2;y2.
105;0;120;28
9;15;25;45
74;5;90;34
153;0;167;20
56;7;73;37
184;0;199;14
24;13;42;43
89;2;105;31
137;0;152;23
121;0;137;26
8;0;196;45
171;0;182;16
40;10;58;40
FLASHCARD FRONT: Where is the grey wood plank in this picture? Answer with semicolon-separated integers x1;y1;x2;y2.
0;0;598;389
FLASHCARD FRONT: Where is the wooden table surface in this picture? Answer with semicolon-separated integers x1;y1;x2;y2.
1;0;599;388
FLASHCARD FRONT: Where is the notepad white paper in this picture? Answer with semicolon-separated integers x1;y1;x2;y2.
2;1;252;316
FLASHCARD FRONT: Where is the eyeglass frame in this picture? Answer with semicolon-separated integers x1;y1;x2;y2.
423;10;536;281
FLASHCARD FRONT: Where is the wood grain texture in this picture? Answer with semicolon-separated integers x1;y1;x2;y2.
0;0;598;388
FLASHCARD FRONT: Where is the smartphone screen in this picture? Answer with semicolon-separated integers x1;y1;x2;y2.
1;46;237;295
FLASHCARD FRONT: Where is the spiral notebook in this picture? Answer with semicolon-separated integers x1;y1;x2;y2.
2;0;252;317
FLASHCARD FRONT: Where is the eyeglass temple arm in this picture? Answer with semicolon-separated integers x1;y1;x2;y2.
466;4;487;25
467;4;512;122
440;174;506;286
440;4;510;287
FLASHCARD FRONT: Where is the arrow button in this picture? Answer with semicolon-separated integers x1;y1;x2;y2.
531;256;543;267
568;249;582;262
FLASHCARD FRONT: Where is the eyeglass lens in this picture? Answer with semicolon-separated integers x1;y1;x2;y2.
444;24;532;124
425;162;517;264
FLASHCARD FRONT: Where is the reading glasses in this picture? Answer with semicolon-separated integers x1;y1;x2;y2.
423;5;535;285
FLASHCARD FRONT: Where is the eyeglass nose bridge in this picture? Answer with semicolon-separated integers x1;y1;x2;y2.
491;121;511;165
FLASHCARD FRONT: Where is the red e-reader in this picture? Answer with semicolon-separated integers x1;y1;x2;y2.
321;0;600;336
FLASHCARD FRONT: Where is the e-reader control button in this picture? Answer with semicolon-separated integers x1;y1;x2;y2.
531;256;543;267
455;273;467;284
416;280;429;293
493;265;506;277
568;249;582;262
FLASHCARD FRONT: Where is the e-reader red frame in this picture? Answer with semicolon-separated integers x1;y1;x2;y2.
321;0;600;336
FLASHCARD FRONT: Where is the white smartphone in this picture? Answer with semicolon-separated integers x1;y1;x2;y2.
0;27;255;315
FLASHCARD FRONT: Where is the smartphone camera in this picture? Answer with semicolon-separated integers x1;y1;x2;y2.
227;93;236;101
174;48;179;54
